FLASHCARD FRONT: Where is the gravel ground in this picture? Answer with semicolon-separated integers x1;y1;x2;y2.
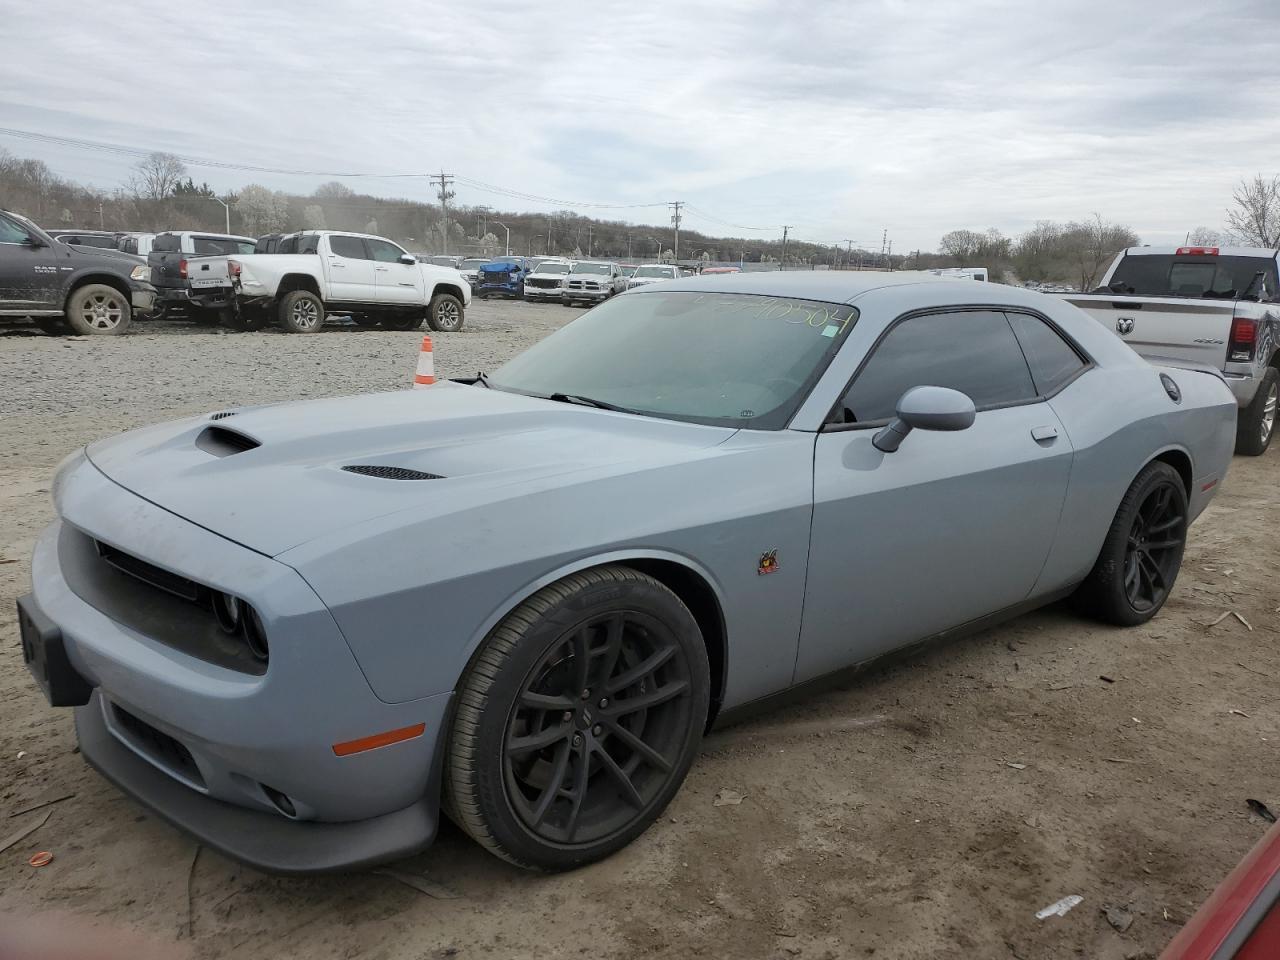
1;300;1278;960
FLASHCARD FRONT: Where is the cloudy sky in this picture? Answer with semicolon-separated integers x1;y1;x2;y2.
2;0;1278;251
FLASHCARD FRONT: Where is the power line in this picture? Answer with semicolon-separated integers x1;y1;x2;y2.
453;175;668;211
682;205;777;232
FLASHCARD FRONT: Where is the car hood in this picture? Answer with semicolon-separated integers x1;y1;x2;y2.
84;383;736;557
65;243;144;265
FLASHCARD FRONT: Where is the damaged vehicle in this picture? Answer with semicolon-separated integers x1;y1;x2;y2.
19;272;1235;874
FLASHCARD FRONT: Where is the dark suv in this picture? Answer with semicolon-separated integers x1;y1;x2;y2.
0;210;157;335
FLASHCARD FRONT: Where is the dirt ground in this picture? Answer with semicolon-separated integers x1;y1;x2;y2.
1;301;1277;960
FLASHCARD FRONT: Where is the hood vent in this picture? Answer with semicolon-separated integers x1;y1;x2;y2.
196;425;261;457
209;411;237;420
342;464;443;481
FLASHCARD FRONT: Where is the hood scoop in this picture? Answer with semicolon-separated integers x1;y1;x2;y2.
196;426;261;458
341;464;444;481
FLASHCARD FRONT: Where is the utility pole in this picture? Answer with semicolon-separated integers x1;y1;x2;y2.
886;239;893;270
779;225;791;271
880;228;887;263
587;225;593;257
211;197;231;234
842;239;854;271
626;234;633;259
98;201;104;230
430;171;455;255
669;201;683;263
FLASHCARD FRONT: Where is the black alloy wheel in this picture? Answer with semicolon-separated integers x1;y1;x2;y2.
502;610;694;846
1122;481;1185;613
445;566;709;870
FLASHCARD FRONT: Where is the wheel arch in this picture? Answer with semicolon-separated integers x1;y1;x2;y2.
277;273;322;298
65;272;131;308
1146;445;1193;499
431;282;467;304
458;550;729;730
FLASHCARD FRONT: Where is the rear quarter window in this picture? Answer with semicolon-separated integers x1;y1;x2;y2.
1007;313;1087;395
152;234;181;253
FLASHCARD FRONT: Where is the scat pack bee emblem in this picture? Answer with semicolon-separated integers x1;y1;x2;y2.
757;549;780;576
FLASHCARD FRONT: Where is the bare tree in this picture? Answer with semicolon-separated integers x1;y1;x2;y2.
1063;213;1139;292
129;152;187;201
302;204;327;230
1188;226;1224;246
1225;175;1280;247
313;181;355;199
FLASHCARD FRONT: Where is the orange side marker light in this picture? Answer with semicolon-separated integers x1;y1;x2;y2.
332;723;426;757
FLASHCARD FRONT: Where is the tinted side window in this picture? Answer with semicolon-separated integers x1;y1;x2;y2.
153;233;181;253
366;238;405;262
838;311;1036;424
298;235;319;255
1007;313;1087;395
0;216;30;244
329;235;368;259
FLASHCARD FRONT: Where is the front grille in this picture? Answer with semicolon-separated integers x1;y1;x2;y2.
342;464;443;480
112;704;204;787
96;540;200;601
568;280;601;290
527;277;560;289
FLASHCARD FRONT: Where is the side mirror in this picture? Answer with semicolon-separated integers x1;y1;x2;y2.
24;234;47;248
399;254;416;265
872;386;976;453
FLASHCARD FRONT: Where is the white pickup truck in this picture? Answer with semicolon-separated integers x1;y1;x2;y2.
226;230;471;333
1061;245;1280;455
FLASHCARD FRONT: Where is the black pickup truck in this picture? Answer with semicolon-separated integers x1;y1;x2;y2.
0;209;157;335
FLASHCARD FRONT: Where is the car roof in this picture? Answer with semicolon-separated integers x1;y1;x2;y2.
634;269;956;303
1121;245;1279;258
571;260;613;268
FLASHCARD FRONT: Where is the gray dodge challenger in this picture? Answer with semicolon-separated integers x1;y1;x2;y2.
18;271;1236;874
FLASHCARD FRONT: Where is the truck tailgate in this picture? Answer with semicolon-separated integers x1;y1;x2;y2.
184;256;232;289
1062;294;1234;368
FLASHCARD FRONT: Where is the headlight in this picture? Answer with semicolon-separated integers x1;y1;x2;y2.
130;265;151;281
50;447;88;512
210;590;269;663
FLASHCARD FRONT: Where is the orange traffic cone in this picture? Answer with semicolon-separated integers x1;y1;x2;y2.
413;335;435;388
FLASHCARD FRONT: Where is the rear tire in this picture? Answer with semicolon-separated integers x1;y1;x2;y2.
426;293;464;332
278;290;324;333
65;283;132;336
1074;460;1187;626
1235;367;1278;456
444;566;709;871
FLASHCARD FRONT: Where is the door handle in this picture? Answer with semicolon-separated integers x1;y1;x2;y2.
376;267;388;272
1031;425;1059;441
329;262;345;268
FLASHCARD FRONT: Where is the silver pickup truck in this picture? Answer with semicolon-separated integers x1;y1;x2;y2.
1061;245;1280;455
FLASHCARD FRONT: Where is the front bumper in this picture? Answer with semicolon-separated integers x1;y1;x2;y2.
129;282;157;314
477;283;522;297
523;285;563;299
26;458;450;872
563;287;610;301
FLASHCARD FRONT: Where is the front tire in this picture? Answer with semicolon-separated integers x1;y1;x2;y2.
1235;367;1278;456
1074;461;1187;626
445;566;709;871
278;290;324;333
65;283;132;336
426;293;464;332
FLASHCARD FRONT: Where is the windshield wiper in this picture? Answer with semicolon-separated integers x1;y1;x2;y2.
546;392;635;413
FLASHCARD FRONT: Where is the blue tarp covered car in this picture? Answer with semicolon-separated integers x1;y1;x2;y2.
476;257;530;298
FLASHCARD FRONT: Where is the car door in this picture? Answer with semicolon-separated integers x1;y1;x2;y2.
367;237;425;305
324;235;378;303
0;214;64;310
795;309;1077;683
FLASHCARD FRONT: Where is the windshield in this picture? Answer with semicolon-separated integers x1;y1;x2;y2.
572;263;611;276
490;292;858;429
461;259;489;269
534;262;571;274
633;265;675;279
193;237;256;256
1104;254;1279;300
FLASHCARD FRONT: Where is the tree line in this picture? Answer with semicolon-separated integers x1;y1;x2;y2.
3;147;1277;288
